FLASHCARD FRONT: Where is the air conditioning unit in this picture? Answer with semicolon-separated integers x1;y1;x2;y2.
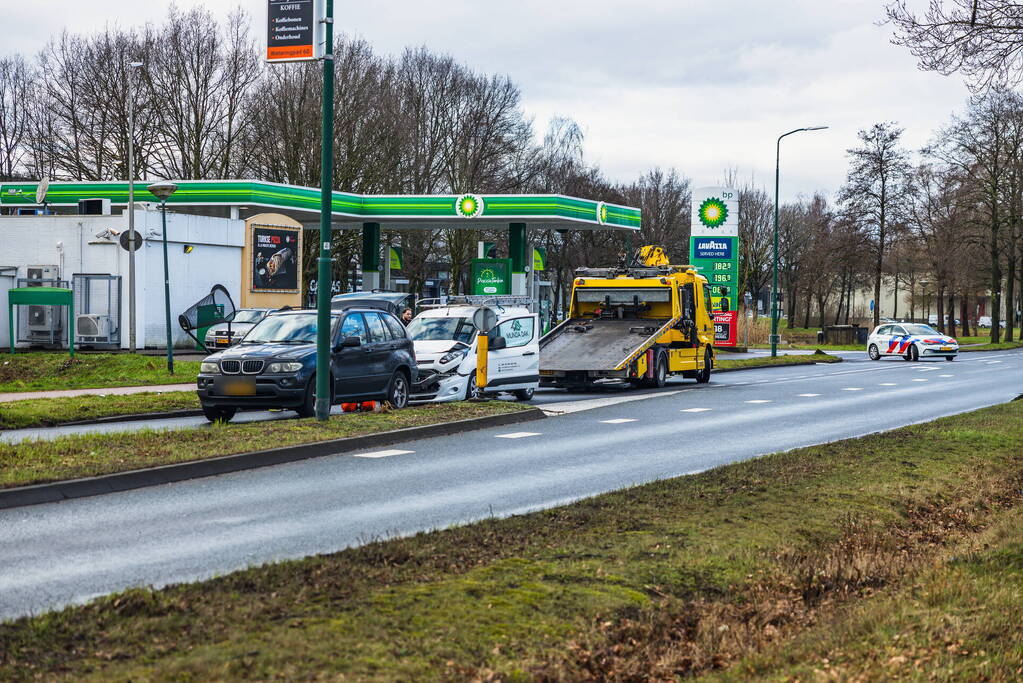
76;314;112;340
26;265;59;284
28;305;61;332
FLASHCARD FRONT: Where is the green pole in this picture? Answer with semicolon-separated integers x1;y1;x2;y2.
161;199;174;373
315;0;335;421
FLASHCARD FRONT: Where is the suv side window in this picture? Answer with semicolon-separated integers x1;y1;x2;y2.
490;317;534;348
364;312;388;342
383;313;407;339
339;313;368;344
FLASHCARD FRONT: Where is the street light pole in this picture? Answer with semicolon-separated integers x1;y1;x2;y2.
127;60;143;353
771;126;828;358
147;181;178;374
314;0;335;422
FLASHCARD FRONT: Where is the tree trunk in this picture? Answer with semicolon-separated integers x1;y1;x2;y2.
1005;252;1016;342
947;292;956;337
936;286;946;334
960;296;970;337
892;276;899;319
786;286;797;329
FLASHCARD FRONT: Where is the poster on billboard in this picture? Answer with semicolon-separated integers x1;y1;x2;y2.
266;0;325;63
252;225;300;292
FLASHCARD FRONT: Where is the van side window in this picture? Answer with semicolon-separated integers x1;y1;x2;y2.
490;317;535;348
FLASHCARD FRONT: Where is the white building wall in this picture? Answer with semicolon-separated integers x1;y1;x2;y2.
0;210;243;349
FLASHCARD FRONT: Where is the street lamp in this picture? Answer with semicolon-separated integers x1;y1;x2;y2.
127;60;143;353
147;181;178;374
771;126;828;357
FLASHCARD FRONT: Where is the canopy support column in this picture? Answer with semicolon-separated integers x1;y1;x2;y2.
509;222;527;296
362;222;380;291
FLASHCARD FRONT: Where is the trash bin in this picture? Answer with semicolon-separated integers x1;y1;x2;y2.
817;330;825;344
823;325;856;345
854;326;868;345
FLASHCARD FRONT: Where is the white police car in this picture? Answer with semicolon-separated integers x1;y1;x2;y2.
867;323;958;361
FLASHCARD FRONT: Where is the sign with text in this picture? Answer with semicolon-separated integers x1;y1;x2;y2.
267;0;325;62
252;225;299;292
471;258;511;295
691;186;739;346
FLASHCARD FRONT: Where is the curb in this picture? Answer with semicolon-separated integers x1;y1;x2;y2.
713;357;843;373
58;409;204;427
0;408;546;510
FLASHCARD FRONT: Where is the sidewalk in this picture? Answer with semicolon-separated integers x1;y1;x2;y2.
0;383;195;403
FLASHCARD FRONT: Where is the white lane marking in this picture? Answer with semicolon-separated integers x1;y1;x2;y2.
879;383;897;386
917;367;939;371
601;418;637;424
541;389;686;415
745;400;771;404
681;407;712;412
939;374;954;377
987;360;1002;364
843;387;863;391
912;378;928;382
798;393;820;397
352;449;414;458
495;432;541;439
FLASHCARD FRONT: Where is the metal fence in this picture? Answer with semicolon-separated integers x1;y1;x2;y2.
72;273;122;348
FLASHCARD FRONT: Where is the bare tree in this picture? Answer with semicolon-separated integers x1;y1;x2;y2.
838;122;913;327
0;55;33;179
886;1;1023;91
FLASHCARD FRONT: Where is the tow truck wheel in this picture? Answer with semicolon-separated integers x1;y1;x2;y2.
644;351;667;388
696;348;712;383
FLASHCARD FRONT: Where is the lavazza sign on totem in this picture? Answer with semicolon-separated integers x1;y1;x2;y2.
689;186;739;347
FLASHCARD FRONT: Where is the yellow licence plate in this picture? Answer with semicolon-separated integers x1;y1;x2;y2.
940;346;954;352
216;338;230;345
540;370;555;376
223;378;256;396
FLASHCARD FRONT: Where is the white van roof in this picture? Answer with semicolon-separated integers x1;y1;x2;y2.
418;305;532;320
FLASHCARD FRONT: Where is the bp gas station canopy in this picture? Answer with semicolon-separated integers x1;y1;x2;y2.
0;180;642;231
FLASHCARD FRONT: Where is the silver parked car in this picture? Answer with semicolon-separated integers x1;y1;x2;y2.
204;308;273;351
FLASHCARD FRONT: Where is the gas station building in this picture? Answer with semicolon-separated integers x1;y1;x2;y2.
0;180;640;349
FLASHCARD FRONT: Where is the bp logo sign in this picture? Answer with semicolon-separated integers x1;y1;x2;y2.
697;197;728;229
596;201;608;225
455;193;484;218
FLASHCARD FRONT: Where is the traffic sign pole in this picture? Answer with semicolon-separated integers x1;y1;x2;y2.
314;0;334;421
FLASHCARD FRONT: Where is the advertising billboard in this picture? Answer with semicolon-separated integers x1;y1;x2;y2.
266;0;325;62
471;259;511;295
252;225;300;292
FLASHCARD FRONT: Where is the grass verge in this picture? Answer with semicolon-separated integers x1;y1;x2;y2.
2;401;1020;680
0;353;200;393
0;401;527;489
0;391;199;430
959;340;1023;352
715;350;842;371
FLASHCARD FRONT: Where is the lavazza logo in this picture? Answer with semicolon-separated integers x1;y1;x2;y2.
695;239;731;258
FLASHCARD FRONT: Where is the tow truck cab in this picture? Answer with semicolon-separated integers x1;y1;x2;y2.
539;264;716;389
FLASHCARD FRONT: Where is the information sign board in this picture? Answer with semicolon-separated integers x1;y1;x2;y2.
690;186;739;346
471;259;511;296
267;0;325;62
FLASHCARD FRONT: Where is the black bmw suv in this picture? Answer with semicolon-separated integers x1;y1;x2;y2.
197;308;416;422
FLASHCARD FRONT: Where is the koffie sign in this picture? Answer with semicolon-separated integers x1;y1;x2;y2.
267;0;324;62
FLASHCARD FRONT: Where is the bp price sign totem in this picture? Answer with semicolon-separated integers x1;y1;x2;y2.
266;0;325;62
689;186;739;347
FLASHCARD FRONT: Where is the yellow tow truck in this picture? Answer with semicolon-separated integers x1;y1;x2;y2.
539;246;715;389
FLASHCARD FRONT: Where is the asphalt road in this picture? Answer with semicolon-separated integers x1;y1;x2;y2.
1;349;1020;620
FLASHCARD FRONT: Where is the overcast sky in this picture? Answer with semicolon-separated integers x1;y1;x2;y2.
5;0;970;202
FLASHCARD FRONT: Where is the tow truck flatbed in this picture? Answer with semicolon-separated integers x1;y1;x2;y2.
540;318;675;371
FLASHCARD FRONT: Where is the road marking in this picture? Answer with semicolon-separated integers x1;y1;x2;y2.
601;418;637;424
495;432;541;439
879;383;897;386
843;387;863;391
798;393;820;397
912;378;928;382
540;389;686;415
987;360;1002;364
352;449;414;458
939;374;954;378
681;407;712;412
745;400;771;404
917;367;939;371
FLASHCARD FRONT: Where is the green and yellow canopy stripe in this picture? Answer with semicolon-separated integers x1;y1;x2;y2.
0;180;641;230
